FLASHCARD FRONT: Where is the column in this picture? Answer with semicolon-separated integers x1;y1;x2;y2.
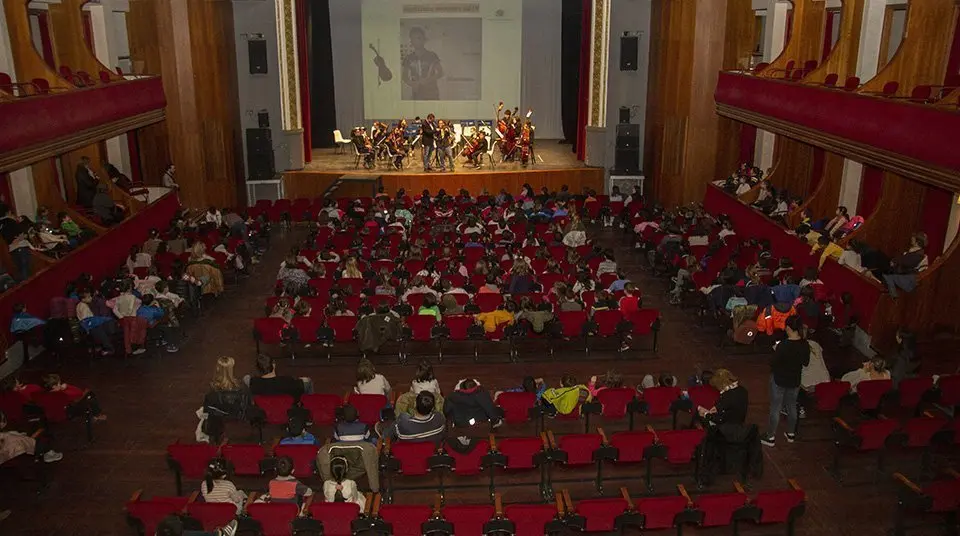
275;0;304;169
9;168;37;218
754;1;790;171
838;160;862;213
856;0;887;79
588;0;611;128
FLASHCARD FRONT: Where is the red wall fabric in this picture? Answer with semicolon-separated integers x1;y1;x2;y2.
809;147;825;195
36;12;56;70
126;130;142;184
0;78;166;156
858;165;883;216
0;173;12;213
0;193;179;350
822;11;836;61
739;124;757;165
920;185;954;256
703;185;881;329
296;0;312;164
575;0;592;161
946;12;960;80
715;73;960;174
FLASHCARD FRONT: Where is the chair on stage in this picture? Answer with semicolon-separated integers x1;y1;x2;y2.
333;129;353;154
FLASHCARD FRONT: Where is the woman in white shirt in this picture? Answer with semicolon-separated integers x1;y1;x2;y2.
355;358;391;397
201;459;245;513
410;360;441;395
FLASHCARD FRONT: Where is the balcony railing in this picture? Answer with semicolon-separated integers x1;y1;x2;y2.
714;71;960;191
0;76;166;172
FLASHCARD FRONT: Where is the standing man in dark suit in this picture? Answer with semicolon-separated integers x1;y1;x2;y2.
75;156;99;208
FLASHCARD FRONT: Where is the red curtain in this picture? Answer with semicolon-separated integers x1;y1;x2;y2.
81;11;94;51
946;11;960;79
0;173;12;212
809;148;825;194
296;0;312;163
739;124;757;165
858;165;883;216
575;0;592;161
921;185;954;255
821;11;836;61
126;130;142;184
36;12;56;70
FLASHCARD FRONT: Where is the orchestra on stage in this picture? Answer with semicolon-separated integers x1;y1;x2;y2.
348;101;537;172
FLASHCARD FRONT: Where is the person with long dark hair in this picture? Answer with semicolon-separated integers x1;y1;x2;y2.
890;328;918;388
200;458;245;513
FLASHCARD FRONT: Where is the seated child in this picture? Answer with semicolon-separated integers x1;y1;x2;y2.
201;458;245;513
639;372;679;391
587;369;624;397
76;290;118;356
322;456;366;508
280;416;319;445
40;373;106;421
495;375;546;401
137;294;179;353
267;456;313;504
541;375;590;415
333;404;373;443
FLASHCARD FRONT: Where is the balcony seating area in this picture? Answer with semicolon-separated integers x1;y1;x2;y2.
0;66;127;98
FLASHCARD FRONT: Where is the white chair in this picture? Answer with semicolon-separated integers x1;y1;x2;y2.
333;129;353;154
452;123;463;146
484;138;497;170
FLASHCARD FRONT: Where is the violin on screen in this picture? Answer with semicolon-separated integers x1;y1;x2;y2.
369;43;393;84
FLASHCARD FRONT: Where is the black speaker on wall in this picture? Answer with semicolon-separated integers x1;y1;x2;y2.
620;35;638;71
257;111;270;129
248;40;268;74
615;123;640;172
619;106;631;124
246;128;275;181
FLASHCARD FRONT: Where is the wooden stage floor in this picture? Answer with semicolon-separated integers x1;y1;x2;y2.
304;138;583;174
284;140;604;199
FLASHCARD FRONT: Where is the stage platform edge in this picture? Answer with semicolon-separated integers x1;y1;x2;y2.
282;167;605;199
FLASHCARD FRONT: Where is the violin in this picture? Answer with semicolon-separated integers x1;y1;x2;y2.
369;43;393;83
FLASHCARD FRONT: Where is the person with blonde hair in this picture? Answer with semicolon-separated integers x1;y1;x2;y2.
342;256;363;279
697;369;748;427
186;241;225;296
211;356;241;392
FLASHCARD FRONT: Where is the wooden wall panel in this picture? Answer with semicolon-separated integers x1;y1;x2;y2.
803;150;844;219
852;172;925;257
31;159;65;212
857;0;957;95
761;0;826;77
769;136;814;199
47;0;123;81
129;0;242;208
804;0;865;84
646;0;753;207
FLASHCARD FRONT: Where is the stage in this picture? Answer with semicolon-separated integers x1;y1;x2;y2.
282;139;605;199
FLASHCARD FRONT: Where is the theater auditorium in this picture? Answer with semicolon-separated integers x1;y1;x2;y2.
0;0;959;535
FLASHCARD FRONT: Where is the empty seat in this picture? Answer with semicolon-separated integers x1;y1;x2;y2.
166;442;218;495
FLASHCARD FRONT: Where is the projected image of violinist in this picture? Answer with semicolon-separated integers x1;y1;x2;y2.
400;18;481;101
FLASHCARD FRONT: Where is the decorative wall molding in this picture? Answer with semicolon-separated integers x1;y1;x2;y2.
589;0;610;127
275;0;300;130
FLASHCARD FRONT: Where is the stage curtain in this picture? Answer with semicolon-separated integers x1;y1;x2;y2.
575;0;592;160
921;185;953;255
0;193;179;351
309;0;338;147
327;0;363;141
296;0;313;161
739;124;757;165
858;165;883;217
560;0;583;148
520;0;563;139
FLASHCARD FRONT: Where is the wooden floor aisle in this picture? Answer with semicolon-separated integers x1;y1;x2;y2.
0;226;941;535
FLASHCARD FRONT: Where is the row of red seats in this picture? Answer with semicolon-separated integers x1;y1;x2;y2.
267;288;632;316
0;67;123;97
893;470;960;535
252;308;661;361
127;480;807;536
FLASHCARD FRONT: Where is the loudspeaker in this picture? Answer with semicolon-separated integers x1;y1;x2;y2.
616;123;640;148
615;123;640;172
258;111;270;129
620;35;638;71
248;40;268;74
619;107;630;124
246;128;275;181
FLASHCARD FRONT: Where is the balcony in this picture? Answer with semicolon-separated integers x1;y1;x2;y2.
714;71;960;191
0;76;166;172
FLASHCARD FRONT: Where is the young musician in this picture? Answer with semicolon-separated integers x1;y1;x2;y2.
436;120;455;172
421;114;437;171
402;27;443;100
388;120;408;169
352;127;374;168
465;130;488;169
